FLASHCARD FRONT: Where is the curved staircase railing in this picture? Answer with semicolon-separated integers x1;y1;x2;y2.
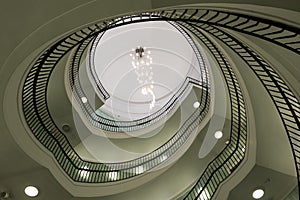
21;7;299;199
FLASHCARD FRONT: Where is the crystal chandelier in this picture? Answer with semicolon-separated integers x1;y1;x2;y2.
130;47;155;109
130;46;152;68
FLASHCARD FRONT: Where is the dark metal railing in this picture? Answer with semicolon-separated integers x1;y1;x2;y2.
68;20;209;132
155;7;299;199
21;7;300;199
22;14;211;183
173;22;247;200
190;21;300;185
158;9;300;54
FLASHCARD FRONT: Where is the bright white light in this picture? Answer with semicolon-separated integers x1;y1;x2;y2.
197;187;210;200
242;145;246;152
136;166;144;174
160;155;168;162
214;131;223;139
81;97;88;104
141;87;147;95
108;171;118;180
193;101;200;108
148;88;156;110
24;186;39;197
252;189;264;199
80;166;89;179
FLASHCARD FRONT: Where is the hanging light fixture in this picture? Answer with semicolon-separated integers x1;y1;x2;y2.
130;46;152;67
130;47;155;109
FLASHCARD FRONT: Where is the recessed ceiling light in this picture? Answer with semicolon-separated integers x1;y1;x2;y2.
214;131;223;139
62;123;71;132
0;191;9;199
24;186;39;197
81;97;88;103
252;188;264;199
193;101;200;108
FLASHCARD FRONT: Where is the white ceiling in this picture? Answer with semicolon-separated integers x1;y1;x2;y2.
92;21;201;120
0;1;299;199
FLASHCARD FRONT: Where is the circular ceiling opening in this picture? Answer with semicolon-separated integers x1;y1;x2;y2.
90;21;202;121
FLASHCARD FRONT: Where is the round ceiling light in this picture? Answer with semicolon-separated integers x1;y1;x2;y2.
252;188;264;199
24;186;39;197
214;131;223;139
193;101;200;108
81;96;88;103
62;123;71;132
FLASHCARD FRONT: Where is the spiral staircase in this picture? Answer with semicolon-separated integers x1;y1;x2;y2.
0;1;299;199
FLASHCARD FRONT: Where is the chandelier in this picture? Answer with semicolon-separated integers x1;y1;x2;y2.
130;47;155;109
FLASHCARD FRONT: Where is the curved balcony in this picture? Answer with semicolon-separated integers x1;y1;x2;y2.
3;3;296;200
21;14;213;185
66;20;210;133
160;7;299;199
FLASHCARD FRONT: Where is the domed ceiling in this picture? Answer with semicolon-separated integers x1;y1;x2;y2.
91;21;202;121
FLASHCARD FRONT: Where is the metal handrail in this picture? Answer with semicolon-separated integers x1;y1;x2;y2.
155;8;299;199
22;15;211;183
21;7;300;198
68;21;209;132
158;8;300;54
174;22;247;199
